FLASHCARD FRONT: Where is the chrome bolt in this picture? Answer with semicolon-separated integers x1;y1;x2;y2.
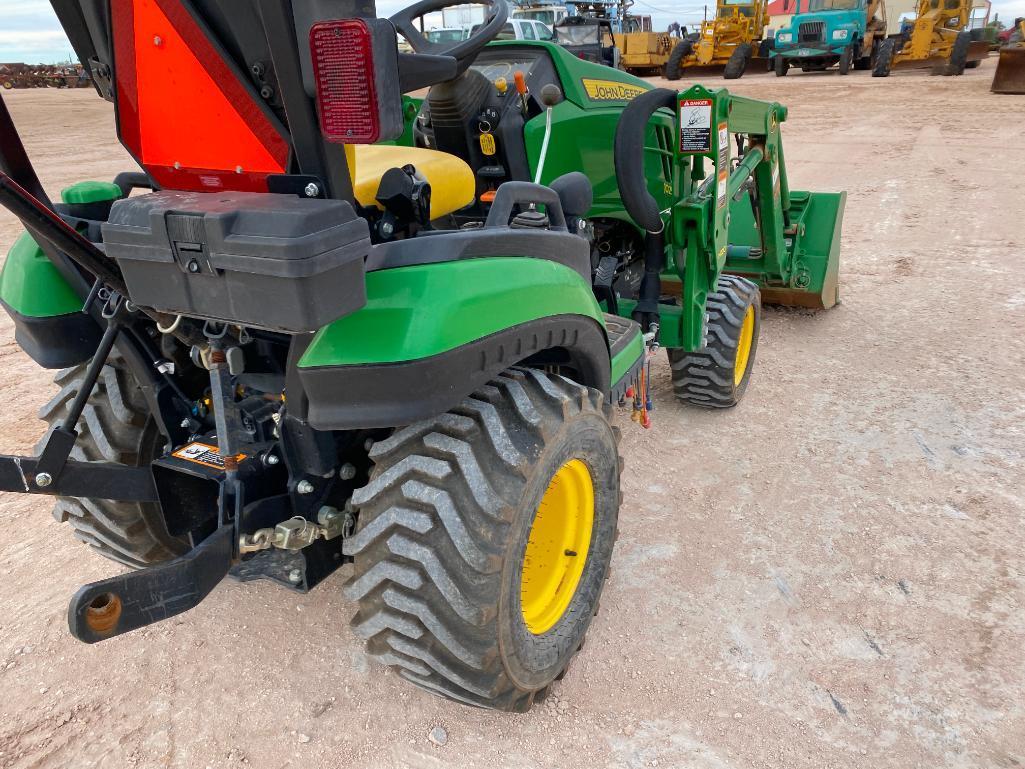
287;568;303;585
339;463;357;480
264;453;280;466
180;418;191;428
35;472;52;488
296;479;314;495
304;183;320;198
153;36;163;46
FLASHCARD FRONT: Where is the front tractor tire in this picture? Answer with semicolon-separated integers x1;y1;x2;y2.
344;369;621;711
39;356;186;567
668;275;761;409
774;55;790;77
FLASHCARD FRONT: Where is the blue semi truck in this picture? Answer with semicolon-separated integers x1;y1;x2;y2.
771;0;889;75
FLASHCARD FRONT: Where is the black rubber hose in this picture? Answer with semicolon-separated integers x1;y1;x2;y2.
613;88;676;328
613;87;676;234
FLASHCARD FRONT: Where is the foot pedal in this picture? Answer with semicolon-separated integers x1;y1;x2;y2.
67;525;233;643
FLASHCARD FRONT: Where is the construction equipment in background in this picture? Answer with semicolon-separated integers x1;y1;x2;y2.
0;63;91;89
554;15;620;66
620;19;677;75
991;18;1025;92
771;0;889;77
665;0;771;80
0;0;843;713
873;0;989;76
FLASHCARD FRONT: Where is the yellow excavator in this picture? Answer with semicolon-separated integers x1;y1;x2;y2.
991;18;1025;92
874;0;989;75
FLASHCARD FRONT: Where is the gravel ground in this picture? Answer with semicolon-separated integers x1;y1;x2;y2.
0;59;1022;769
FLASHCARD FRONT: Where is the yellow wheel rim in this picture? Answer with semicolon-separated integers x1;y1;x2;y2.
733;305;755;387
520;459;594;635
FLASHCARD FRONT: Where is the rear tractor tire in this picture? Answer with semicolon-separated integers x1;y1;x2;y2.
39;355;186;567
774;55;790;77
344;369;621;711
668;275;761;409
665;40;692;80
723;42;752;79
872;38;894;77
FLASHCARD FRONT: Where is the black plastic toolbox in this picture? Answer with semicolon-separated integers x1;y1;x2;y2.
102;191;371;333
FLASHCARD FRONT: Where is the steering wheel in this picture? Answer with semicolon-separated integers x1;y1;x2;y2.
390;0;509;69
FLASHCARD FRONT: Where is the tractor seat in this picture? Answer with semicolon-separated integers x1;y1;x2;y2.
352;145;475;221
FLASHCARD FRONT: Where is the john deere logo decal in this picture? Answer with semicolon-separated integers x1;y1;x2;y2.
582;79;647;102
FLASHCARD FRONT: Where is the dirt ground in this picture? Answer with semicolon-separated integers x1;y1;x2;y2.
0;59;1023;769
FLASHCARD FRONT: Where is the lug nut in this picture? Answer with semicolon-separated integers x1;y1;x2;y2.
264;453;280;466
304;182;320;198
296;480;314;495
35;472;52;488
287;568;303;585
339;463;356;480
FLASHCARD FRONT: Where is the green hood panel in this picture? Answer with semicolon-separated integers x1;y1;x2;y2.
299;257;606;368
0;232;83;318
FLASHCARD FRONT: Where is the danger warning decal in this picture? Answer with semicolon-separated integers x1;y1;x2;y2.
679;98;712;153
581;79;648;102
716;122;729;210
172;442;245;470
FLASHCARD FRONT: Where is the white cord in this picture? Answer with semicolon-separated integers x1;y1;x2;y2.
156;314;183;334
533;106;554;185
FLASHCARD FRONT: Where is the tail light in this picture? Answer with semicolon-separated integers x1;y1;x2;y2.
310;20;382;143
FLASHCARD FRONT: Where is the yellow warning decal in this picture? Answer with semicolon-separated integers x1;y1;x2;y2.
581;79;648;102
172;441;246;470
479;133;496;156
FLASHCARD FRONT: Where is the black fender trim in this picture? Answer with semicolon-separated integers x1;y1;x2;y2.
299;315;611;430
0;299;101;369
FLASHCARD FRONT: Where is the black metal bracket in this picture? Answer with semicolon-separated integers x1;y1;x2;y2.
68;525;233;643
0;455;158;500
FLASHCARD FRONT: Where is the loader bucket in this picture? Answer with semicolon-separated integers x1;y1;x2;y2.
992;47;1025;94
761;190;844;310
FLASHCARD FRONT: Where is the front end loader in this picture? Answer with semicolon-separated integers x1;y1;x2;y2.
664;0;772;80
0;0;842;712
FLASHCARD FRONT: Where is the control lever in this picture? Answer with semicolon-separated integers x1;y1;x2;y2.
533;84;563;185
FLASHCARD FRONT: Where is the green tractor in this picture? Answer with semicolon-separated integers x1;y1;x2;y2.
0;0;842;711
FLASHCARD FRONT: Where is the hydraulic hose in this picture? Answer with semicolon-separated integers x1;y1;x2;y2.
613;88;677;329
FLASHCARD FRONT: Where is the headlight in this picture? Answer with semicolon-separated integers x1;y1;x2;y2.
832;29;850;40
777;32;792;42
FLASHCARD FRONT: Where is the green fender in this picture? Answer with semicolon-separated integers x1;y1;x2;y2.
300;257;607;367
296;258;620;430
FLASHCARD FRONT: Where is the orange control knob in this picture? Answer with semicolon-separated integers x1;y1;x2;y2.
514;70;527;95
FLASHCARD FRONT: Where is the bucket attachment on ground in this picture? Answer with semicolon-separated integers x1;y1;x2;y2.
992;47;1025;93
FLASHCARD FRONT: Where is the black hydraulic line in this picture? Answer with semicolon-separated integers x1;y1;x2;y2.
0;171;127;294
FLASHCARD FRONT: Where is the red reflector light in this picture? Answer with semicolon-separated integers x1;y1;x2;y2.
310;19;381;144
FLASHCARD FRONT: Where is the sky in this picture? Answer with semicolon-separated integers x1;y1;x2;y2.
2;0;1023;64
